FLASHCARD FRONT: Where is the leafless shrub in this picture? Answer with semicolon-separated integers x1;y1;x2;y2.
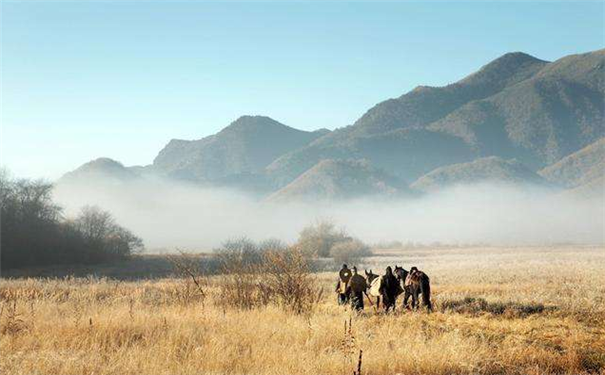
167;251;206;305
214;239;321;314
214;238;267;310
261;246;323;315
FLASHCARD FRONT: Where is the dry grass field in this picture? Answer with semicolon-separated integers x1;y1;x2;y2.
1;246;604;375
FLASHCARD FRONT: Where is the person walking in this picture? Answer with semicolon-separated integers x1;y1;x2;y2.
348;267;368;311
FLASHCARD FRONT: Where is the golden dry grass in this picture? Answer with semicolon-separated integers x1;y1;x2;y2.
1;246;604;375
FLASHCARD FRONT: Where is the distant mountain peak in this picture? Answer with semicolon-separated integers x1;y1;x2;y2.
266;159;408;202
411;156;549;192
76;157;125;170
480;52;546;71
59;157;137;185
152;115;329;182
492;51;544;64
460;51;548;86
221;115;290;133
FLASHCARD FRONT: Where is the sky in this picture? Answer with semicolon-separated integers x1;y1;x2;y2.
1;0;604;179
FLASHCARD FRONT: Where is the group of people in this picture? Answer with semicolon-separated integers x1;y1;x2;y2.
334;264;432;312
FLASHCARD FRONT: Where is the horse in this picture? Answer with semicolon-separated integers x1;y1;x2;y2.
365;268;402;312
364;270;382;309
393;265;412;309
403;266;432;312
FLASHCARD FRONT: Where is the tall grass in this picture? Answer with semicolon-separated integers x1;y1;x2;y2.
1;246;604;375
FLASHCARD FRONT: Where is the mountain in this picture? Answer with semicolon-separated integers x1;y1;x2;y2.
350;52;548;137
59;158;139;185
410;156;549;192
61;49;604;201
267;50;604;187
538;138;604;188
152;115;329;183
428;49;605;167
266;159;409;202
266;127;475;187
564;176;604;200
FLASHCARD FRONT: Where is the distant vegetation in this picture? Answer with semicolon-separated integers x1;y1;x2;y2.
329;239;371;265
295;220;372;263
0;171;143;270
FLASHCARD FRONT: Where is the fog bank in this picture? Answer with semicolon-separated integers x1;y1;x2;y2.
53;180;604;251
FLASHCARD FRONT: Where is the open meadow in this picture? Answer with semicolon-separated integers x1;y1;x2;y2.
1;246;604;375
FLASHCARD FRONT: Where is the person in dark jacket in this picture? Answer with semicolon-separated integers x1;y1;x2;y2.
380;266;402;312
348;267;367;311
335;264;352;305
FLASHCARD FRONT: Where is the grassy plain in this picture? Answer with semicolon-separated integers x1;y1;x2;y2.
1;246;604;375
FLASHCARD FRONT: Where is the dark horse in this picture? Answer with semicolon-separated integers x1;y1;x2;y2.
394;265;432;312
381;266;402;312
393;265;411;309
365;268;401;312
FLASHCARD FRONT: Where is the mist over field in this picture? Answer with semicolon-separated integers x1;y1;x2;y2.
53;180;604;251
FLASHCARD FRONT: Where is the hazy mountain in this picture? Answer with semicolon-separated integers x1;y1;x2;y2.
59;158;139;185
266;159;409;202
266;127;475;187
350;52;548;137
429;49;605;167
61;50;603;201
564;176;604;200
410;156;549;193
267;50;604;187
152;115;329;183
539;138;604;188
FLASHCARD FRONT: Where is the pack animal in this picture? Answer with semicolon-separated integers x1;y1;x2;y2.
403;267;432;312
365;268;402;312
393;265;412;309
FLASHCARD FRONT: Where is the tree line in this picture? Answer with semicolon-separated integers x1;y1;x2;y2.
0;170;143;270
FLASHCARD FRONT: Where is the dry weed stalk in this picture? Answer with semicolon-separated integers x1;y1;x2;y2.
340;317;362;374
353;350;363;375
0;300;28;335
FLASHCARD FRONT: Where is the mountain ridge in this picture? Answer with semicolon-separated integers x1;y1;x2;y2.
267;49;604;187
59;49;604;202
151;115;329;183
266;159;409;203
410;156;550;193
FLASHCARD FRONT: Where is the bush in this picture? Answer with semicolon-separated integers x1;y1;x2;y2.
214;238;321;314
295;220;351;258
329;239;372;265
167;251;207;305
214;238;267;310
215;237;265;274
261;247;322;314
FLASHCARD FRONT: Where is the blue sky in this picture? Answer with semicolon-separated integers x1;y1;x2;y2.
1;1;603;179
